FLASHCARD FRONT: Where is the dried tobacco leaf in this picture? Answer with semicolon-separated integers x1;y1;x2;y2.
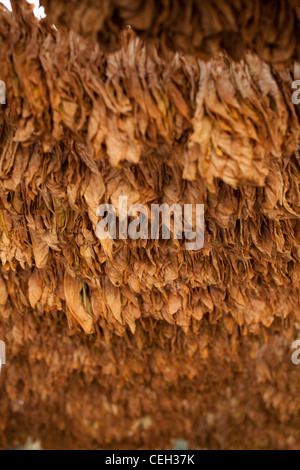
40;0;300;64
0;0;298;452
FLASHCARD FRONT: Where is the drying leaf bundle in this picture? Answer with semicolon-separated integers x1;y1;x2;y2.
0;0;299;450
40;0;300;63
1;3;300;189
